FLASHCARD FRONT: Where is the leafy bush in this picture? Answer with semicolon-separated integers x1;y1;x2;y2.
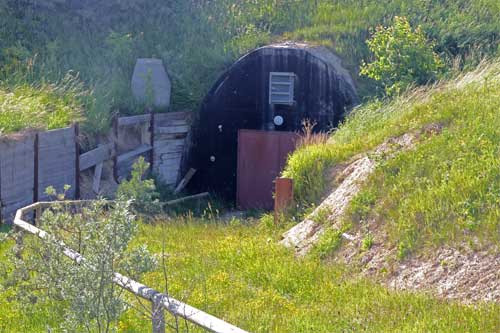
360;16;444;95
10;199;156;332
116;157;162;216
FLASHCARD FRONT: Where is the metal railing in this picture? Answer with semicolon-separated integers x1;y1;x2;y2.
13;200;248;333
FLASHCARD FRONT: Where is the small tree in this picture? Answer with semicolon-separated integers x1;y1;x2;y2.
360;16;444;95
11;198;157;332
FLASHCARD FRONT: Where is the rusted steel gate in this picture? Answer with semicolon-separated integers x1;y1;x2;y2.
237;129;298;210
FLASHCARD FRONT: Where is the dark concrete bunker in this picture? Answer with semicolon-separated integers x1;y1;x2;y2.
188;43;358;199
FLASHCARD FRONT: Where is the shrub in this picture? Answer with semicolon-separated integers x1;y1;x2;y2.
116;157;162;216
360;16;444;95
10;199;156;332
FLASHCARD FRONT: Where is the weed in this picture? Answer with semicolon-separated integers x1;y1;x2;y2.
362;234;375;251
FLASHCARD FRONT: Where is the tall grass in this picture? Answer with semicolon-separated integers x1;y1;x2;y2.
123;220;499;332
0;73;84;135
1;1;499;134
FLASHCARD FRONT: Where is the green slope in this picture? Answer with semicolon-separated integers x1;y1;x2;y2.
284;61;500;257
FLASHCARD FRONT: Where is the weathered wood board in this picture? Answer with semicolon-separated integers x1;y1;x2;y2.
80;143;113;171
37;127;76;201
0;135;35;223
153;112;190;186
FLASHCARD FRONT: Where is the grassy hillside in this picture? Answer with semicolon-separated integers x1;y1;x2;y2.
0;76;84;135
1;1;499;134
284;61;500;257
1;220;499;332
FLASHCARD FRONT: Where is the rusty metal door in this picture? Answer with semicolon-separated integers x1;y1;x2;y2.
237;129;298;210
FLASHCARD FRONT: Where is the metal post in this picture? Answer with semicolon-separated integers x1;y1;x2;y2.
152;297;166;333
274;177;294;224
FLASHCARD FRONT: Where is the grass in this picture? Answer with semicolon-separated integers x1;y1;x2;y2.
1;1;500;134
0;76;84;135
284;60;500;257
1;217;499;332
85;219;500;332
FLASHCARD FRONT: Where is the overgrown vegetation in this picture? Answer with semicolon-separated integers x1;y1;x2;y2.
0;74;84;135
284;61;500;257
360;16;444;95
117;157;162;216
1;197;156;331
1;1;500;134
1;218;499;332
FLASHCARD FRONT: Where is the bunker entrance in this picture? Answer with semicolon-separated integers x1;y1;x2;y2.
188;43;358;203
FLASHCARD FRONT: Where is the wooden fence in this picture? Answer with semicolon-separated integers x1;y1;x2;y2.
0;112;190;224
0;126;79;223
14;200;248;333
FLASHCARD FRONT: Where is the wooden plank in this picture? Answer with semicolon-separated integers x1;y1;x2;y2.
164;192;209;206
117;114;151;127
0;135;35;223
79;144;113;171
155;152;183;162
174;168;196;194
154;125;190;135
37;127;76;201
75;124;80;199
153;138;186;145
154;119;188;127
154;146;184;155
92;162;103;194
154;112;189;124
154;133;188;140
116;144;152;164
37;127;74;147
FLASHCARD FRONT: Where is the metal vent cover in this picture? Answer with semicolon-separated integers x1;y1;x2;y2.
269;72;295;105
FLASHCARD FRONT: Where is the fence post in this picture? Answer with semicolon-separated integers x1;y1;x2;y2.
274;177;294;224
150;110;155;173
74;123;81;199
33;133;39;204
152;296;166;333
112;116;119;183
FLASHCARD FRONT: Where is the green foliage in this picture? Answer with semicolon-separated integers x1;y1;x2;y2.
116;157;161;216
282;143;336;204
310;228;344;259
6;199;156;332
348;188;377;222
118;220;499;332
361;233;374;251
360;16;444;95
1;216;499;331
1;1;500;134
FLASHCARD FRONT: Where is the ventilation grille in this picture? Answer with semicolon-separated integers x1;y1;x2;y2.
269;72;295;105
